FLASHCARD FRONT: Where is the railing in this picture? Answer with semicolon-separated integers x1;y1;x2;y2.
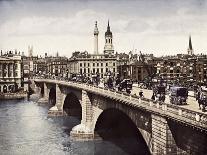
32;76;207;130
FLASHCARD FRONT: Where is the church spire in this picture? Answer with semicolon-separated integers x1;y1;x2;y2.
105;20;112;36
189;35;192;50
104;20;114;55
107;20;110;31
187;35;194;55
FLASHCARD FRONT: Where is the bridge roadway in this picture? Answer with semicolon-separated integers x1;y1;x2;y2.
34;77;207;131
131;86;203;114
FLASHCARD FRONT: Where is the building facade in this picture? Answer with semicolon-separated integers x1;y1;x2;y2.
117;53;156;82
155;55;207;85
0;51;22;93
68;52;117;78
47;56;68;77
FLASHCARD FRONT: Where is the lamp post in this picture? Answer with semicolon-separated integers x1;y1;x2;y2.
66;69;69;80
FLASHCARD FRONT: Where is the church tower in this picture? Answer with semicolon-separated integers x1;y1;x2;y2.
94;21;99;54
187;35;194;55
104;20;114;55
28;45;33;57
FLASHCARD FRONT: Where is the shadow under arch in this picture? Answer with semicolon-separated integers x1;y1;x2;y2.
168;119;207;154
40;85;44;97
48;87;56;106
63;92;82;120
94;108;151;155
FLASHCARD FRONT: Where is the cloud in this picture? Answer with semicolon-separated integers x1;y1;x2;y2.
0;0;207;57
148;7;207;36
124;19;150;33
0;9;108;37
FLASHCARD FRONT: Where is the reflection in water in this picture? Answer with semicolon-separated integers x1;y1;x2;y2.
0;96;146;155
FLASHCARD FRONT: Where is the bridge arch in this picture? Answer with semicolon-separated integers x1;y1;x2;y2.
63;92;82;120
48;87;56;105
94;108;151;155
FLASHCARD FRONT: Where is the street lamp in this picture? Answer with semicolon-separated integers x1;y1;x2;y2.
66;69;69;79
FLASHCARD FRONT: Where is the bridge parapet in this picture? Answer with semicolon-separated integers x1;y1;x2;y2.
32;77;207;131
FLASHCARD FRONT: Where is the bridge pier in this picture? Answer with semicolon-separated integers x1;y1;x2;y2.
70;90;94;140
31;81;41;98
48;84;65;116
151;114;185;155
38;83;49;104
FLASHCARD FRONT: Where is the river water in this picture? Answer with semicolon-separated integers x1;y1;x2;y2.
0;96;130;155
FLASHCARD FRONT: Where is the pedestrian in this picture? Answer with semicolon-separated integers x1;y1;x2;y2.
151;93;155;100
139;90;144;98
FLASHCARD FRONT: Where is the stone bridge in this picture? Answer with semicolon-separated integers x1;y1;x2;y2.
32;78;207;155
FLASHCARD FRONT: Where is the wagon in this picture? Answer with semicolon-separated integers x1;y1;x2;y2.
170;86;188;105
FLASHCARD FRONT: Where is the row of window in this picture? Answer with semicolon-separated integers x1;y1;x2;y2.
51;62;67;65
0;72;18;77
80;62;116;67
0;64;18;69
80;68;116;74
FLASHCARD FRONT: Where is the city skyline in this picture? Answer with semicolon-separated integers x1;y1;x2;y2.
1;0;207;57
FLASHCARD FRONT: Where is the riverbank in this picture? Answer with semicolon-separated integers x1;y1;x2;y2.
0;92;28;100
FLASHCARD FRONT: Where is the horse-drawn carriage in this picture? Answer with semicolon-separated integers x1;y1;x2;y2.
153;85;166;102
117;79;133;94
197;86;207;112
170;86;188;105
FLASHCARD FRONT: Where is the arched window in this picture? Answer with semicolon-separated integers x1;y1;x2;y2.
3;85;7;93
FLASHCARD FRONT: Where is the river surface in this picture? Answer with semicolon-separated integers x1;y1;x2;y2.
0;96;129;155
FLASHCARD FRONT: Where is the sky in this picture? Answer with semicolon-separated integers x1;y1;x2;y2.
0;0;207;57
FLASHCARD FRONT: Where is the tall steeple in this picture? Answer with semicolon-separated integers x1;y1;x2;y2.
105;20;112;37
189;36;192;50
104;20;114;55
187;35;194;55
28;45;33;57
107;20;110;31
94;21;99;54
